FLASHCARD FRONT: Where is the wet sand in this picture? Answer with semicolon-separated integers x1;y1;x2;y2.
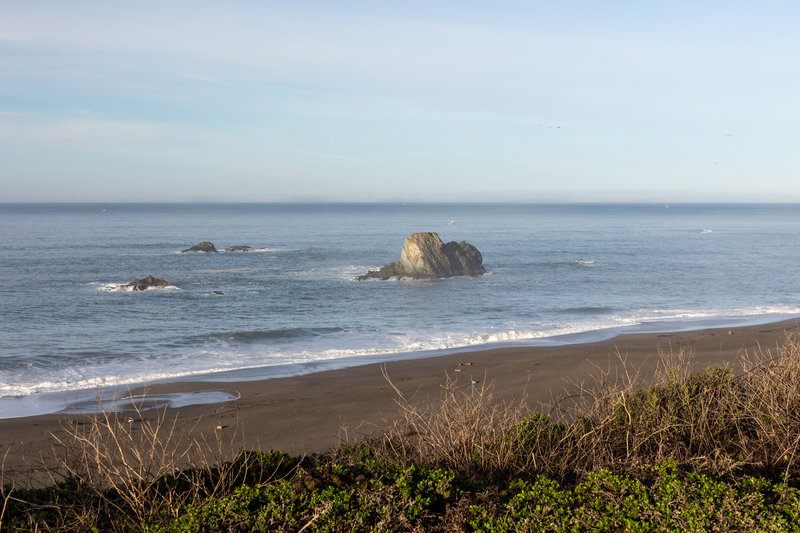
2;319;797;487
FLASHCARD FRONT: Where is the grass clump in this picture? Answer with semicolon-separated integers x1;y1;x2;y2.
6;332;800;531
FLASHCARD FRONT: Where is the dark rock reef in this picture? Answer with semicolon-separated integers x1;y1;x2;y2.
358;232;486;280
224;245;253;252
124;275;175;291
182;241;218;253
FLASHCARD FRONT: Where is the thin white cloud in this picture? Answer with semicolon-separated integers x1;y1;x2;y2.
173;72;231;87
0;118;171;143
298;151;365;163
0;1;750;88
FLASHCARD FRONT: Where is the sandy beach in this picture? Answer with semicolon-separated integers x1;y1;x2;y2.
2;319;798;487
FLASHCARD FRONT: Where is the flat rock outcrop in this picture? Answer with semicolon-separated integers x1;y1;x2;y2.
182;241;218;253
125;275;175;291
358;232;485;280
224;245;253;252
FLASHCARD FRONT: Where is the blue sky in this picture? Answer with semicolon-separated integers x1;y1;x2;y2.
2;1;798;202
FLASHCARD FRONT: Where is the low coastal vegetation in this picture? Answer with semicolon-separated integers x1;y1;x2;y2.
5;335;800;531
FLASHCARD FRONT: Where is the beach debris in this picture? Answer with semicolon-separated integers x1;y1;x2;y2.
453;368;462;372
318;466;346;488
728;329;734;335
181;241;218;253
292;473;324;493
358;232;485;280
126;417;134;424
303;474;321;492
292;469;370;494
329;473;345;488
471;380;480;385
459;362;473;366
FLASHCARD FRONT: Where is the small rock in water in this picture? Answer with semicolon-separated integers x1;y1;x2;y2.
224;245;253;252
181;241;218;253
125;275;175;291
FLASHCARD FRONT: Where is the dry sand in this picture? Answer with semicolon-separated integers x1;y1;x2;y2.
2;319;798;486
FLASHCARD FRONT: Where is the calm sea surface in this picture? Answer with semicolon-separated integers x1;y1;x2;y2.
2;203;799;417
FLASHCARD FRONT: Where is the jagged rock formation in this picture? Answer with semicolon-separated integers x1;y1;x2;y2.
124;275;175;291
182;241;218;253
224;245;253;252
358;232;486;280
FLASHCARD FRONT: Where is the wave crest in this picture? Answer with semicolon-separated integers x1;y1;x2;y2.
97;282;179;292
195;327;347;344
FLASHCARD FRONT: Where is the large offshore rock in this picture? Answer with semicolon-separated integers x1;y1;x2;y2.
358;232;485;280
181;241;218;253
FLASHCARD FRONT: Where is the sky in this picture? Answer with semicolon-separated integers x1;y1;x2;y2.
1;1;799;203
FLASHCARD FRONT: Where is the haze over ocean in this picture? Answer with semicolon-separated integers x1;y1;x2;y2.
2;202;799;417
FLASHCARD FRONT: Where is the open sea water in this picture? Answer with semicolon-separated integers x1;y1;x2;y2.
2;203;800;418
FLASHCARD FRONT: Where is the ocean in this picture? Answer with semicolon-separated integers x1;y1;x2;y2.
2;203;800;418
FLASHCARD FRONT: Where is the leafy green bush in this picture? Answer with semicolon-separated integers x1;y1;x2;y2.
469;461;800;532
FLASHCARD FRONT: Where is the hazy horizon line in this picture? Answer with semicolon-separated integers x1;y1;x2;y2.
4;200;800;206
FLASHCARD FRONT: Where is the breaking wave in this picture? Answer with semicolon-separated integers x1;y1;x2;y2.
193;327;347;344
96;282;179;292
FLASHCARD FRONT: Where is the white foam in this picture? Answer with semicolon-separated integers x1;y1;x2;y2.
3;305;800;407
0;366;245;399
632;305;800;321
216;247;298;253
249;247;297;253
194;268;258;274
291;264;382;281
97;282;133;292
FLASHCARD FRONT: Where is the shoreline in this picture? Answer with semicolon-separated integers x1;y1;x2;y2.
2;318;798;486
5;312;799;420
